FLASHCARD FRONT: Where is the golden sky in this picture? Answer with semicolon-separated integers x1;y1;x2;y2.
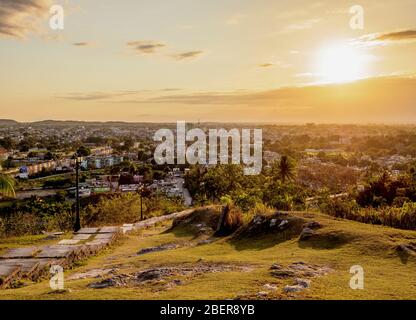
0;0;415;123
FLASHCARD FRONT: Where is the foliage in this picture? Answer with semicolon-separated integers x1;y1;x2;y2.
76;145;91;157
0;174;16;198
355;172;416;207
272;155;295;183
321;197;416;230
0;197;73;237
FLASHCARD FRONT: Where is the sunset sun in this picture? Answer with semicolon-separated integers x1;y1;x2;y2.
317;44;366;83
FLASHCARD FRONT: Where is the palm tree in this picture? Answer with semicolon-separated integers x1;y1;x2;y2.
276;156;295;183
0;174;16;198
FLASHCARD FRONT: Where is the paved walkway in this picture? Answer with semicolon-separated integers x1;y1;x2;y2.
0;208;193;289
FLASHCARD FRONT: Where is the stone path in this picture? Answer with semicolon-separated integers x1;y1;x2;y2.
0;208;194;289
0;226;121;288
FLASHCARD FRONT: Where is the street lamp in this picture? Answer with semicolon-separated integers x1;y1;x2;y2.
138;184;144;221
73;152;81;232
138;184;151;221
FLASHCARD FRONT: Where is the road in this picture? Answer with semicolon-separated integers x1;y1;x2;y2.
15;189;61;200
174;177;193;206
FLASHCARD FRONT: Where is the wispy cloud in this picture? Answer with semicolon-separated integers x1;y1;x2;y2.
53;76;416;122
258;63;274;68
56;89;183;101
171;50;204;60
56;91;142;101
126;40;166;54
258;60;291;69
359;29;416;44
0;0;52;38
72;41;94;47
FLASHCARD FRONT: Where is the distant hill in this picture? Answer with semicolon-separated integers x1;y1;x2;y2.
0;119;18;126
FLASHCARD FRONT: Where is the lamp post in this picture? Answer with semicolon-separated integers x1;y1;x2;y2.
138;184;144;221
74;153;81;232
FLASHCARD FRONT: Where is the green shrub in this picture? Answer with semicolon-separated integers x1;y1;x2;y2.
322;198;416;230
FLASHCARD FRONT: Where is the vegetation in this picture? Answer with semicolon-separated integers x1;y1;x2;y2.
184;161;308;211
273;155;295;183
0;174;15;198
0;191;184;237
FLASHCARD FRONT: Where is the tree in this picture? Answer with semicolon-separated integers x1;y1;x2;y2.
0;174;15;198
76;145;91;157
44;151;57;160
274;156;295;183
0;137;15;151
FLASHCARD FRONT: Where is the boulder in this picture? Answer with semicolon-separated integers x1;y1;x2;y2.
299;227;315;240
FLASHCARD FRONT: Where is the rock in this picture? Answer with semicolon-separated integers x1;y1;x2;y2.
263;283;278;291
88;278;119;289
295;278;311;288
270;269;296;278
299;227;315;240
68;268;118;280
284;285;304;293
305;221;322;229
283;278;311;293
137;243;179;255
271;261;333;279
270;219;277;227
253;216;263;225
197;239;214;245
270;263;282;270
288;262;333;277
257;291;269;297
278;219;289;229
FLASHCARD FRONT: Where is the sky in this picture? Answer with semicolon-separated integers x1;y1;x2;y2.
0;0;415;123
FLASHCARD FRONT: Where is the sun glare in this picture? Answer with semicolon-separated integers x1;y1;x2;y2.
317;44;366;83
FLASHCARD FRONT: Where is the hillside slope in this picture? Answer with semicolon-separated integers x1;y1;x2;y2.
0;208;415;300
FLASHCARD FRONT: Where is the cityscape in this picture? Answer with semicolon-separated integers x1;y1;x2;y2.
0;0;416;308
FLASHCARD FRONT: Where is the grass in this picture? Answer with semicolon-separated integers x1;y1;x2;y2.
0;211;415;299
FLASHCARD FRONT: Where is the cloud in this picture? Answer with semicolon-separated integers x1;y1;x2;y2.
126;40;166;54
258;63;274;68
72;41;94;47
56;91;142;101
171;50;203;60
258;61;291;69
56;89;183;101
123;76;416;123
55;76;416;122
0;0;52;38
359;29;416;44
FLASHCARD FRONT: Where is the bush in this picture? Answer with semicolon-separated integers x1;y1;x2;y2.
321;198;416;230
215;204;243;236
83;193;144;226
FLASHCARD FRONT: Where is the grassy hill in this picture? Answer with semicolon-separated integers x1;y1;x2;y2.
0;208;415;300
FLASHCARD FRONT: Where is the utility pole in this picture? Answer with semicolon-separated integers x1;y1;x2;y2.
74;153;81;232
140;190;143;221
139;184;144;221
